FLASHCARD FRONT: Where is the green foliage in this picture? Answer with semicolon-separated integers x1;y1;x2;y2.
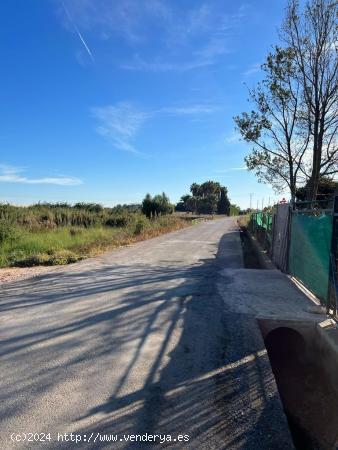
176;181;231;215
153;193;174;215
0;208;188;267
141;194;153;218
196;196;218;214
13;250;82;267
141;192;174;218
296;177;338;203
105;215;130;227
134;216;149;235
74;202;104;213
32;202;71;209
0;220;19;244
217;188;230;214
175;200;188;212
0;202;143;230
230;204;241;216
234;44;306;198
0;203;189;268
175;195;196;213
190;181;222;198
112;203;141;214
235;0;338;200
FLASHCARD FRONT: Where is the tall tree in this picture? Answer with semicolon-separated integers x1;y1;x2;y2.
141;194;153;218
190;183;200;197
282;0;338;200
296;176;338;201
178;181;231;215
217;187;230;214
235;46;308;201
142;193;173;218
235;0;337;202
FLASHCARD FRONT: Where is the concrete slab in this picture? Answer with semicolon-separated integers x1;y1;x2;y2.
218;268;326;321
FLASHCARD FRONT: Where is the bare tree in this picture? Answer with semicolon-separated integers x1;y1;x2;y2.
282;0;338;200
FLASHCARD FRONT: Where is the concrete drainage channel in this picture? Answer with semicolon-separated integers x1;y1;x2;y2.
239;227;273;269
259;318;338;450
239;226;338;449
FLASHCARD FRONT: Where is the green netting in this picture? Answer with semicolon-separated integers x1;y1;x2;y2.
251;212;272;229
289;214;332;303
250;212;273;245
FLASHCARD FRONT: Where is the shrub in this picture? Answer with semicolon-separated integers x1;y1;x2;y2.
69;228;84;236
12;254;49;267
12;250;81;267
0;220;19;244
134;217;149;235
74;202;103;213
47;250;81;265
105;216;129;227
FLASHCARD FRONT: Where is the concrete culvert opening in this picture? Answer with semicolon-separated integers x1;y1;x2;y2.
265;327;306;369
264;326;338;450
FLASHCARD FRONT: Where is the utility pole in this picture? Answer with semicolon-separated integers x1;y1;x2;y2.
261;198;264;210
249;193;254;211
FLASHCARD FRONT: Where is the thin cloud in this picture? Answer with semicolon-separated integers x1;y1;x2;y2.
0;165;82;185
242;63;261;77
59;0;172;45
58;1;250;71
194;37;232;60
61;1;94;62
92;101;219;153
120;56;214;72
215;167;247;173
92;103;149;154
159;104;218;115
225;132;242;144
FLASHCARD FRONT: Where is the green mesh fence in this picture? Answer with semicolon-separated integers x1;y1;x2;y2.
289;214;332;303
250;212;273;250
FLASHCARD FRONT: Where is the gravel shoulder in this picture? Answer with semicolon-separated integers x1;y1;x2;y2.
0;266;59;284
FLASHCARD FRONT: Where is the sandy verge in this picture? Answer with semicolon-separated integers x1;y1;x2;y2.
0;266;57;284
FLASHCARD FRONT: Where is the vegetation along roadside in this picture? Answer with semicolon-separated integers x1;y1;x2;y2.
0;184;238;269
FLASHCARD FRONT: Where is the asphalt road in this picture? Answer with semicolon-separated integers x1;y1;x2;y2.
0;218;293;449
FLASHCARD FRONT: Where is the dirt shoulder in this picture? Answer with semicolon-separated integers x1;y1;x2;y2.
0;266;60;284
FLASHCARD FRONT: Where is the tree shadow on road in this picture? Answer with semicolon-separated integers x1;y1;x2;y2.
0;234;292;449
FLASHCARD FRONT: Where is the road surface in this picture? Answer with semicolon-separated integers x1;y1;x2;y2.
0;218;293;449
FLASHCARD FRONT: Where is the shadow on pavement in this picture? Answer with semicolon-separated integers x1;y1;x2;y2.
0;234;292;449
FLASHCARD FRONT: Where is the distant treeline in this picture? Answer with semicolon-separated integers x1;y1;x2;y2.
0;181;240;233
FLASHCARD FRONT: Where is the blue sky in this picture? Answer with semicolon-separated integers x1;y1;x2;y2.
0;0;288;208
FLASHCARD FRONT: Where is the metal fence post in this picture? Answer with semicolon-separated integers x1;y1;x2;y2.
327;191;338;315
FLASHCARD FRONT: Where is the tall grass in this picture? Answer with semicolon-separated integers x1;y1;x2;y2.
0;204;190;268
0;203;123;230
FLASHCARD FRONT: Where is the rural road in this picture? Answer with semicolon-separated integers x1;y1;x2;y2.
0;218;294;449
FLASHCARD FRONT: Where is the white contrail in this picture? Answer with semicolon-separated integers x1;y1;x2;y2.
61;1;94;63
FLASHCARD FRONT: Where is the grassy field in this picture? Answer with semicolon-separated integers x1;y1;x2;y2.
0;204;194;268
